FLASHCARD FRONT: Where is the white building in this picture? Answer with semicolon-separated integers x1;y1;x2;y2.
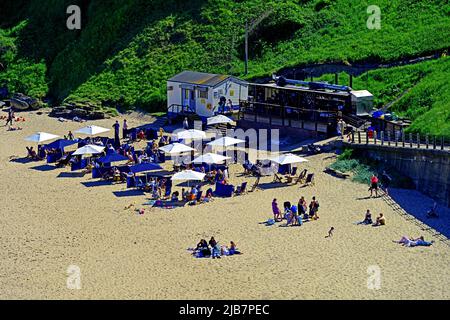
167;71;249;118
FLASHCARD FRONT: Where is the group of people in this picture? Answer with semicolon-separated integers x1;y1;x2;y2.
179;185;214;204
192;237;241;259
358;209;386;226
271;196;320;227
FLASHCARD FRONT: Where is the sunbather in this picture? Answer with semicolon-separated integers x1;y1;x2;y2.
373;213;386;226
396;236;434;247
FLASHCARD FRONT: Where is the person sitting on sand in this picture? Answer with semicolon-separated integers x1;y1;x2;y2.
171;191;180;202
194;239;211;257
26;146;41;161
227;241;241;255
373;213;386;226
283;201;291;220
358;209;373;225
272;199;282;222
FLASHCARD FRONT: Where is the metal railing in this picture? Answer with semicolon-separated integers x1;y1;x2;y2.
348;130;450;152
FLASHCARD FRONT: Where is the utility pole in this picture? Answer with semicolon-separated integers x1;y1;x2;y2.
245;21;249;75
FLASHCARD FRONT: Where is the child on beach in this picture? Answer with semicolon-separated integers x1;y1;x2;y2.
326;227;335;238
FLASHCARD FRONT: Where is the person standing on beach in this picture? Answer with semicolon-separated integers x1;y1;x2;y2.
6;107;14;127
272;199;282;221
113;120;120;148
123;119;128;140
381;171;392;196
370;174;379;198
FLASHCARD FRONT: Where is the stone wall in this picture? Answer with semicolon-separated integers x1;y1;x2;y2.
346;143;450;207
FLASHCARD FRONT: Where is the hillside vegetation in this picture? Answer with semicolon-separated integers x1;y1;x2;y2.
0;0;449;135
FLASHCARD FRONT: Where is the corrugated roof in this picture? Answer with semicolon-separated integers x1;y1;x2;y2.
169;71;243;87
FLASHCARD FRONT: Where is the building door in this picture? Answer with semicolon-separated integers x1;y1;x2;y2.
182;89;196;112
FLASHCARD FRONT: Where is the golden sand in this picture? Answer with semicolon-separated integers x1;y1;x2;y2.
0;110;449;299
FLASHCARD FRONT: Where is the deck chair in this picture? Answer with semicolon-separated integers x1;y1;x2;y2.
303;173;315;187
294;169;308;185
285;167;298;184
235;182;248;195
250;176;261;192
273;173;283;183
56;153;73;168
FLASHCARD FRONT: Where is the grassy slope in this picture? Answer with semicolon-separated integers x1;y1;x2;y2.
0;0;449;134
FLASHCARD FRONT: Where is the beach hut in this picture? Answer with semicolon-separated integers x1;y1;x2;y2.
167;71;249;119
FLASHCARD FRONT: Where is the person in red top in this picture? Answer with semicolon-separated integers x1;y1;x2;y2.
370;174;379;198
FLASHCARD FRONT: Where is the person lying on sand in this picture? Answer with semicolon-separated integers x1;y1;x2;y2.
373;213;386;226
395;236;434;247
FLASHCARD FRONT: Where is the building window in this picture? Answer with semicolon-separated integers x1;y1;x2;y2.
198;89;208;99
167;86;174;91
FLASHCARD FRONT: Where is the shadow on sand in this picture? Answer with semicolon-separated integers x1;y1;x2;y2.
81;180;112;188
31;164;57;172
113;190;145;198
389;188;450;239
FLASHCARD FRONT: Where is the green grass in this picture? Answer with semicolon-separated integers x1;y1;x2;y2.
0;0;449;133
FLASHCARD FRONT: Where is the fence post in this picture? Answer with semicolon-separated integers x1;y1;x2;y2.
433;136;437;149
374;131;377;145
402;132;405;148
441;136;445;150
417;133;421;149
395;132;398;147
358;131;361;144
351;131;355;143
426;135;429;149
387;131;391;146
366;131;369;145
381;131;384;146
409;133;413;148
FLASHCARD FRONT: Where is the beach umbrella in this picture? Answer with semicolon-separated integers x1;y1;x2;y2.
130;162;162;174
25;132;60;143
175;129;206;140
192;153;230;164
73;144;105;156
159;143;195;155
207;137;245;148
97;153;128;164
269;153;309;165
207;115;234;126
75;125;110;136
171;170;206;182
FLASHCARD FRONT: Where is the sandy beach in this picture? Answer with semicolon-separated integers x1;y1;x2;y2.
0;110;449;300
